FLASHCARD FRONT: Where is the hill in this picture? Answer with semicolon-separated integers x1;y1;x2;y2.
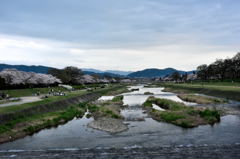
105;70;132;76
82;68;131;76
0;64;53;74
128;68;189;78
0;64;124;78
82;71;124;78
0;64;193;79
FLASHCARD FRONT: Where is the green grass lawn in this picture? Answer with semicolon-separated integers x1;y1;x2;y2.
189;81;240;87
0;98;20;105
0;90;87;114
0;86;68;97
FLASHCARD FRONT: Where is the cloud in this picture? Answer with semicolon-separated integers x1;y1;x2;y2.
0;34;237;71
0;0;239;71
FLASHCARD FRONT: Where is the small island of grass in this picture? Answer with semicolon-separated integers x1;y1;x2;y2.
144;92;154;95
88;95;127;133
143;97;221;128
130;88;139;91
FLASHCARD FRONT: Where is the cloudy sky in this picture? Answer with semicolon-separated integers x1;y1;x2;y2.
0;0;239;71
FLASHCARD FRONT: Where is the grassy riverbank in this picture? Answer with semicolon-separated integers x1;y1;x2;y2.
159;83;240;101
0;86;68;97
0;85;129;143
0;83;119;98
177;94;227;104
143;97;221;128
0;103;86;143
0;90;87;114
0;84;127;115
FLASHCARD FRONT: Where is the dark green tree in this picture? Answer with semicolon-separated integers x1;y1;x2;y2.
48;66;83;84
197;64;208;80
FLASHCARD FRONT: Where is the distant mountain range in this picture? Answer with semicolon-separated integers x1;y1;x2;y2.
82;71;124;78
81;68;132;76
105;70;133;76
0;64;128;78
0;64;194;78
0;64;54;74
127;68;193;78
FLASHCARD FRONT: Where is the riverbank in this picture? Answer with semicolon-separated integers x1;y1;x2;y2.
177;94;227;104
0;103;86;143
0;85;128;143
158;83;240;115
0;86;68;98
158;83;240;101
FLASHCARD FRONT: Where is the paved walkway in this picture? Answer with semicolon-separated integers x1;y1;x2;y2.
0;96;42;107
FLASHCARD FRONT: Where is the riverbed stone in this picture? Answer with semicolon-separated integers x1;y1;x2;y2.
88;117;128;133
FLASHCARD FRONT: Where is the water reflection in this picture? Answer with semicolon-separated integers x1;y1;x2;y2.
123;85;197;106
98;96;115;101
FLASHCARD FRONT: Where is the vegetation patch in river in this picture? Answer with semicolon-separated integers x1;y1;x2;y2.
144;92;154;95
130;88;140;91
143;97;221;128
88;95;127;133
111;95;124;103
103;87;130;96
177;94;227;104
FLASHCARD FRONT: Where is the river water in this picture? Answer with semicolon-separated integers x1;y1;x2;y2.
0;85;240;150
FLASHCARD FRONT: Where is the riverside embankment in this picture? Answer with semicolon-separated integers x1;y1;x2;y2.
0;85;126;143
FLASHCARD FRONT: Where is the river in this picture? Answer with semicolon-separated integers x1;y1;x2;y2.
0;85;239;151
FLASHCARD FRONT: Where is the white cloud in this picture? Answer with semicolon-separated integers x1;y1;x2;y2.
0;34;238;71
0;38;49;49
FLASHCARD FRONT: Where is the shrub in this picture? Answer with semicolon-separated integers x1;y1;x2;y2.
199;109;220;123
160;112;184;122
143;100;152;108
112;95;124;102
88;104;99;113
144;92;154;95
178;121;192;128
111;114;121;119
